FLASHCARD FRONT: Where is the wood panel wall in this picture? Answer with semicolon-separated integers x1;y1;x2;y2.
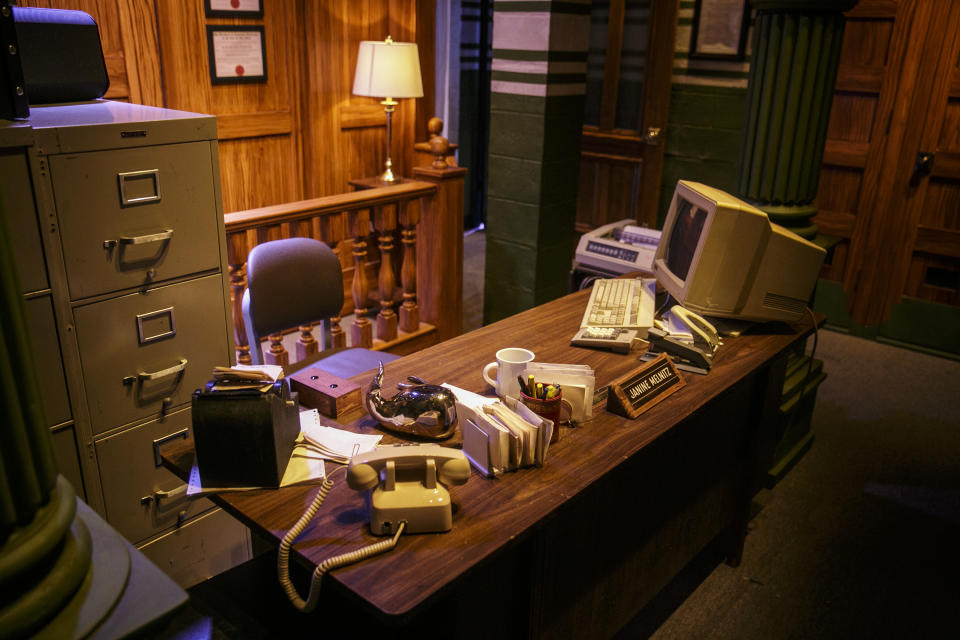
21;0;433;213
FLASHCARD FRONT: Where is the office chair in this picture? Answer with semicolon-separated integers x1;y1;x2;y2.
241;237;399;379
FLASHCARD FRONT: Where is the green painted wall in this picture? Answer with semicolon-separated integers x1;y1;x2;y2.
658;84;747;225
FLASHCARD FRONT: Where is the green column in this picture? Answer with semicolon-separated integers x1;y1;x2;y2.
737;0;856;239
483;2;590;323
0;195;90;637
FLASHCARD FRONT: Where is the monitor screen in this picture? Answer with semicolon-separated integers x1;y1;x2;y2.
665;196;708;282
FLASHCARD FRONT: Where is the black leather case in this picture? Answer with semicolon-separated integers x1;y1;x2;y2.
12;6;109;104
191;380;300;488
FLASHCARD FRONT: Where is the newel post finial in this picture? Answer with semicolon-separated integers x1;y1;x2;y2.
427;117;449;170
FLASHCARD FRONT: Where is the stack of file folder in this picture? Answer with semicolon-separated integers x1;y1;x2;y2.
443;384;553;477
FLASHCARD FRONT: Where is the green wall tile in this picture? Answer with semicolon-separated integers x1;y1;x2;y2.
534;279;570;305
539;157;581;206
668;85;747;129
666;125;743;161
486;198;541;247
534;237;576;290
491;93;548;115
487;155;543;204
485;236;538;289
542;113;585;162
483;281;536;324
658;157;738;225
534;201;578;247
489;111;546;160
543;95;588;121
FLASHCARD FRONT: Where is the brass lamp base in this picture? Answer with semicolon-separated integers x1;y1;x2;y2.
380;98;400;183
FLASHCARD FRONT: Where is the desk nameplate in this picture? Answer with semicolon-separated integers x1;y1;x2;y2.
606;352;685;419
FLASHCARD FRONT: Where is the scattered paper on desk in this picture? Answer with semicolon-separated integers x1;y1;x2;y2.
186;454;324;497
210;364;285;392
441;383;498;410
227;364;284;380
296;409;382;464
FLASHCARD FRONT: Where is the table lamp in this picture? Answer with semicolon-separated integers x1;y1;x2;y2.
352;36;424;183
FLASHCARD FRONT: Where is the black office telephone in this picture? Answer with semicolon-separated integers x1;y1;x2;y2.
277;443;470;612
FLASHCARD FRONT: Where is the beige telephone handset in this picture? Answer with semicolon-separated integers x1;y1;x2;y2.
665;305;721;352
278;443;470;613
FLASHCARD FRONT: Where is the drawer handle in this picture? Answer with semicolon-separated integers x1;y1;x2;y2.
118;168;161;205
154;485;187;501
103;228;174;250
153;427;189;466
120;229;173;245
138;358;188;382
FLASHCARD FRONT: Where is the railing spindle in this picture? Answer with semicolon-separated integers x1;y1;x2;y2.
317;213;347;348
347;209;373;348
227;231;251;365
398;199;419;332
374;204;398;341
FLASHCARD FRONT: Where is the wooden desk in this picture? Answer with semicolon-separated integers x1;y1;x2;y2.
163;288;817;637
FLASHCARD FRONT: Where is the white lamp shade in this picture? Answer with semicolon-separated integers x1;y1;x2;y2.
352;39;424;99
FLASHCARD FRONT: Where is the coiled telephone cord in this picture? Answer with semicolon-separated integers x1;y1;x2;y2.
277;466;405;613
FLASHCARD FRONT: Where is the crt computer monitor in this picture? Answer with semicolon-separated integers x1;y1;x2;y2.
653;180;826;323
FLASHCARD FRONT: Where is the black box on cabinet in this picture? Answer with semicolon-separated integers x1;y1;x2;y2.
191;380;300;488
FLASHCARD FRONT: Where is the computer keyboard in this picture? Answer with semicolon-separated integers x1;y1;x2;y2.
579;278;655;330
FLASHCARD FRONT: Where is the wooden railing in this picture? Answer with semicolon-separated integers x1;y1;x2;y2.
224;124;467;366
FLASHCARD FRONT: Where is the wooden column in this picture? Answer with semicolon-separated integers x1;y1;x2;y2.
736;0;856;239
412;162;468;342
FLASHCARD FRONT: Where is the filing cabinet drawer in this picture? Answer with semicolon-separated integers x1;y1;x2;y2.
138;507;251;588
74;274;229;433
49;141;220;299
96;406;214;544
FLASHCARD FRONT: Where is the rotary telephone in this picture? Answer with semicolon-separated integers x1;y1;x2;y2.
278;443;470;612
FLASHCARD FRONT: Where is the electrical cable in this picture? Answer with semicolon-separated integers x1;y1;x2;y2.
276;465;406;613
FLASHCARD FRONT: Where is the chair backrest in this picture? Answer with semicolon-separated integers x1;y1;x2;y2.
241;237;344;365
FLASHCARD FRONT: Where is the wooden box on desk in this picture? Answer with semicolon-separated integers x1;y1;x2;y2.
290;367;362;419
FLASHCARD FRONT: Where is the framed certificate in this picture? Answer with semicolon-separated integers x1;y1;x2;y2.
689;0;750;61
206;26;267;84
204;0;263;19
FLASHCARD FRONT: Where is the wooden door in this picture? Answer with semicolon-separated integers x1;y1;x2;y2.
816;0;960;330
576;0;677;232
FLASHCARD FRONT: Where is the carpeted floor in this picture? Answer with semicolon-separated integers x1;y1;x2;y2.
641;328;960;640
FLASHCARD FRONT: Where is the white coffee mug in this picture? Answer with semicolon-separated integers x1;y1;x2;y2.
482;348;535;399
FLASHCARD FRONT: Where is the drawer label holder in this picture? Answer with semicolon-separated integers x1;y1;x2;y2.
137;306;177;344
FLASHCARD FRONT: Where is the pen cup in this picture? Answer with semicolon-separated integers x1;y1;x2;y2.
520;387;569;444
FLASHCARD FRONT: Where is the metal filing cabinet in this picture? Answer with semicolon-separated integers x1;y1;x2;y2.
0;101;251;588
